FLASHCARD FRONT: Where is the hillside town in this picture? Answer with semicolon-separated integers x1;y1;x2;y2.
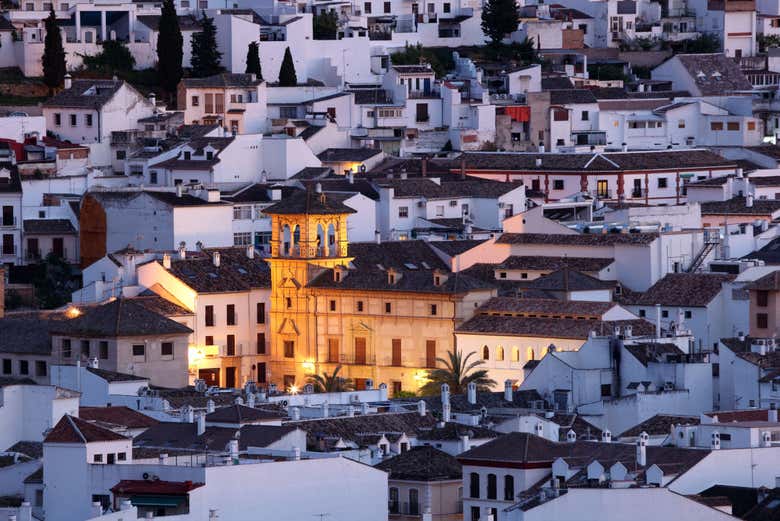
6;0;780;517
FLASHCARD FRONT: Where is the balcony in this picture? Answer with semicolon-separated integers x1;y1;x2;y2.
338;352;376;365
591;189;613;199
0;245;17;256
1;217;17;228
631;188;646;198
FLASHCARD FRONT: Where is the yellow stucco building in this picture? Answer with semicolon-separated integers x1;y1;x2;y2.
263;190;496;395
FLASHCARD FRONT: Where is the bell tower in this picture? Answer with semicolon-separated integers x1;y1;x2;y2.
263;189;355;391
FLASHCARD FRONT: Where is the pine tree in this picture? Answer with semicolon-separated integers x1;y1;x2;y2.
245;41;262;79
481;0;519;46
278;47;297;86
42;8;66;92
156;0;183;100
190;11;223;77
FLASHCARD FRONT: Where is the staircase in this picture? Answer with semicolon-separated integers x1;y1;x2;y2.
687;231;721;272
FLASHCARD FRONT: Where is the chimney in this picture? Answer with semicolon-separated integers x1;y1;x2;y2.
601;429;611;443
292;447;301;460
206;399;215;413
442;402;451;423
504;380;513;401
347;405;355;417
566;429;576;442
467;382;477;404
417;400;426;417
460;434;470;452
197;412;206;435
288;407;300;420
247;245;255;259
763;431;772;447
361;402;369;415
212;251;221;267
636;432;648;465
769;408;778;422
64;73;72;90
655;304;662;338
228;439;239;464
321;401;329;418
91;502;102;518
421;157;428;177
535;157;542;168
315;182;322;193
120;500;133;511
747;193;754;208
162;252;171;270
348;170;354;184
441;383;450;407
158;453;167;464
176;183;183;197
375;231;381;244
460;156;466;180
535;422;544;437
181;405;194;423
737;167;744;178
247;393;256;408
622;143;628;152
365;379;373;390
178;243;186;260
148;92;156;110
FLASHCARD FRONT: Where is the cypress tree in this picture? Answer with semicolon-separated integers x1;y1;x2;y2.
245;41;262;79
481;0;519;46
278;47;297;86
190;11;223;77
42;8;66;92
157;0;183;100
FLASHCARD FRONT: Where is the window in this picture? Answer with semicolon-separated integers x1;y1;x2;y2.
191;96;199;107
758;290;769;307
553;179;564;190
408;489;419;516
356;301;364;312
684;310;692;319
19;360;28;375
601;383;611;397
149;171;158;184
161;342;173;357
2;359;11;375
470;472;480;498
471;507;480;521
443;1;450;10
117;452;126;461
385;302;392;313
35;490;43;507
286;297;292;308
279;106;297;118
284;340;295;358
132;344;145;357
582;110;589;121
116;150;125;160
639;309;646;317
54;113;61;126
657;177;668;189
233;205;252;220
35;361;47;377
257;362;266;383
86;114;93;127
496;345;504;361
257;333;266;354
257;302;266;324
748;121;757;131
384;0;390;11
678;119;685;129
727;121;740;131
711;121;724;131
504;475;514;501
553;108;568;121
81;340;90;358
70;114;77;126
430;304;437;316
226;304;236;325
398;206;409;218
227;335;236;356
487;474;497;499
389;487;399;513
482;345;489;360
93;454;103;463
233;232;252;246
99;341;108;359
758;313;769;329
205;336;214;345
499;272;507;279
511;346;520;362
62;339;72;358
205;305;215;326
416;103;429;123
364;1;371;12
661;310;669;318
435;205;445;216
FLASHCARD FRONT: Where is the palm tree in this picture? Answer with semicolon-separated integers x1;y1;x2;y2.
306;365;355;393
419;349;496;396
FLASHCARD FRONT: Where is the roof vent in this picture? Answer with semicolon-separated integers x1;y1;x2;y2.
212;251;221;267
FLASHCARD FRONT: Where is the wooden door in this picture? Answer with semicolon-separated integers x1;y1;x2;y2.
328;338;339;363
426;340;436;368
355;337;367;365
392;339;401;366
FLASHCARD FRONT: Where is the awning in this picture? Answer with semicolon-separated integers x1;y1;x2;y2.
130;495;186;507
680;173;695;178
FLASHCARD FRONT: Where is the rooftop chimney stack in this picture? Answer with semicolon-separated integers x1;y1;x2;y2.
212;251;221;267
763;431;772;447
315;182;322;193
460;434;470;452
228;439;239;464
442;402;451;423
197;412;206;435
770;407;778;422
467;382;477;405
460;157;466;180
181;405;194;423
321;401;329;418
162;252;171;270
291;407;300;421
206;399;215;413
747;193;754;208
566;429;576;443
247;246;255;259
504;379;513;402
636;432;648;465
535;422;544;438
417;400;427;417
64;73;72;90
292;447;301;460
347;405;355;417
348;170;354;184
441;383;450;408
602;430;612;443
178;243;186;260
361;401;369;415
711;431;721;450
148;92;156;110
176;183;183;198
247;393;256;408
655;304;662;338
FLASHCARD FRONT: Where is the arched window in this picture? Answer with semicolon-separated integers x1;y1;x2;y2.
504;475;515;500
487;473;497;500
409;489;419;515
389;487;399;514
469;472;480;498
482;345;490;360
527;347;535;361
496;345;504;361
511;346;520;362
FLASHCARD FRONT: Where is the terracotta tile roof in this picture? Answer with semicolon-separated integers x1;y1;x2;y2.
675;53;752;95
86;367;148;382
111;479;204;495
42;79;125;109
79;407;159;429
457;315;654;339
543;413;603;441
166;247;271;292
130;293;193;317
375;176;520;199
349;240;448;271
634;273;733;307
375;446;462;481
416;423;501;441
624;342;685;366
496;232;658;246
308;267;493;294
549;89;597;104
22;219;76;235
701;197;780;216
317;148;383;162
287;412;438;447
44;415;129;444
7;441;43;459
50;298;193;338
744;271;780;291
428;240;486;256
134;422;297;451
262;189;357;215
529;268;614;292
496;256;613;272
746;145;780;161
618;414;699;437
181;73;261;88
476;296;614;319
0;311;70;355
703;409;771;422
205;404;286;424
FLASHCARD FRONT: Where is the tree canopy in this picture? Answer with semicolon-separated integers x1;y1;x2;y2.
190;11;223;77
156;0;183;97
42;8;66;91
306;365;355;393
419;348;496;396
245;41;262;79
83;40;136;73
313;11;339;40
481;0;519;46
278;47;297;86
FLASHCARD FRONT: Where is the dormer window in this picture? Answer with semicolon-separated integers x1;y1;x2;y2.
206;151;214;160
388;272;396;284
184;151;191;160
